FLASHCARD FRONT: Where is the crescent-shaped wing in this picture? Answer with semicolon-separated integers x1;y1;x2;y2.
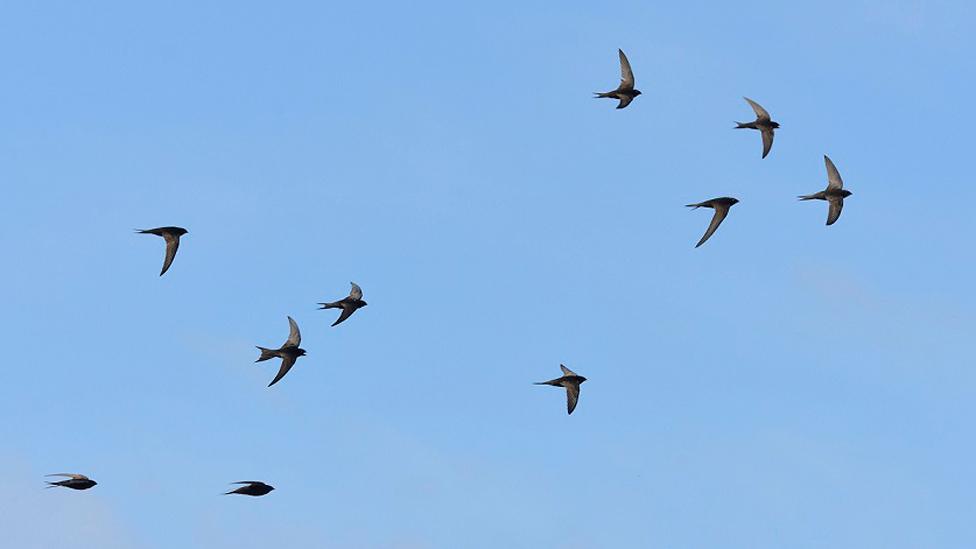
743;97;771;121
331;305;356;327
824;155;844;190
760;128;775;159
560;364;578;377
618;49;635;90
46;473;89;480
826;196;845;226
565;382;580;415
267;355;296;387
616;95;634;109
349;282;363;300
695;204;731;248
159;233;181;276
284;316;301;347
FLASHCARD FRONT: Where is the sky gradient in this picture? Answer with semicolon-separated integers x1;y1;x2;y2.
1;1;975;547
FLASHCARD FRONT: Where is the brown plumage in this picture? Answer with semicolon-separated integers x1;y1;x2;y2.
318;282;367;327
535;364;587;415
686;197;739;248
255;316;307;387
594;49;642;109
136;226;188;276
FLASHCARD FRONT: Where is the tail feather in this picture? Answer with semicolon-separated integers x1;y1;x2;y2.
734;121;749;129
317;302;339;310
255;346;276;362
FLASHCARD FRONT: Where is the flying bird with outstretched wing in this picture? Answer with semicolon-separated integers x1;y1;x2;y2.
136;226;188;276
535;364;588;415
594;49;642;109
686;197;739;248
255;316;307;387
318;282;367;327
799;155;853;226
735;97;779;158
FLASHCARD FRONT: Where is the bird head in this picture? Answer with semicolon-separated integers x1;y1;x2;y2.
840;190;853;197
729;198;740;205
578;376;588;383
770;121;780;129
297;348;307;357
360;300;368;307
632;89;642;96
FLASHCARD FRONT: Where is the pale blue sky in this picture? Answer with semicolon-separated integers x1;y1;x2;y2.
1;1;975;547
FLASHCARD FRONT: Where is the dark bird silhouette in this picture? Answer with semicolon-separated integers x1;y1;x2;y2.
225;481;275;496
136;226;188;276
45;473;97;490
535;364;587;415
735;97;779;159
318;282;367;327
799;155;853;226
594;49;641;109
686;197;739;248
255;316;306;387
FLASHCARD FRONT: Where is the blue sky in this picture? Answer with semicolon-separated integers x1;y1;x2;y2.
1;1;975;547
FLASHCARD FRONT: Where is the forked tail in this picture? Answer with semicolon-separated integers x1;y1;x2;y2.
255;346;276;362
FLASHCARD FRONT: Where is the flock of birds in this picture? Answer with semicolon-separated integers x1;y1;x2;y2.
44;48;855;497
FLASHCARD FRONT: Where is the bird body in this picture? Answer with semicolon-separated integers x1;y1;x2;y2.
255;316;306;387
318;282;367;327
735;97;779;158
686;197;739;247
45;473;97;490
595;49;641;109
799;155;853;225
136;226;188;276
225;481;274;496
535;364;587;415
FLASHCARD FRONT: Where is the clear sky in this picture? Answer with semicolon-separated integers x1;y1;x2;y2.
1;1;975;547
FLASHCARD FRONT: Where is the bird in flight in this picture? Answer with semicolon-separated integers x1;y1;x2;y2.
255;316;307;387
535;364;587;415
735;97;779;159
318;282;367;327
686;197;739;248
45;473;97;490
594;49;641;109
136;226;188;276
799;155;853;226
224;481;275;496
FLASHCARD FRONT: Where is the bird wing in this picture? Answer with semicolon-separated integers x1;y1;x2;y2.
159;233;181;276
743;97;771;121
348;282;363;300
760;128;775;159
826;196;845;226
565;382;580;415
560;364;578;377
617;49;635;90
695;204;730;248
616;95;634;109
331;305;356;327
46;473;88;480
284;316;301;347
824;155;844;190
267;355;296;387
231;481;263;485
